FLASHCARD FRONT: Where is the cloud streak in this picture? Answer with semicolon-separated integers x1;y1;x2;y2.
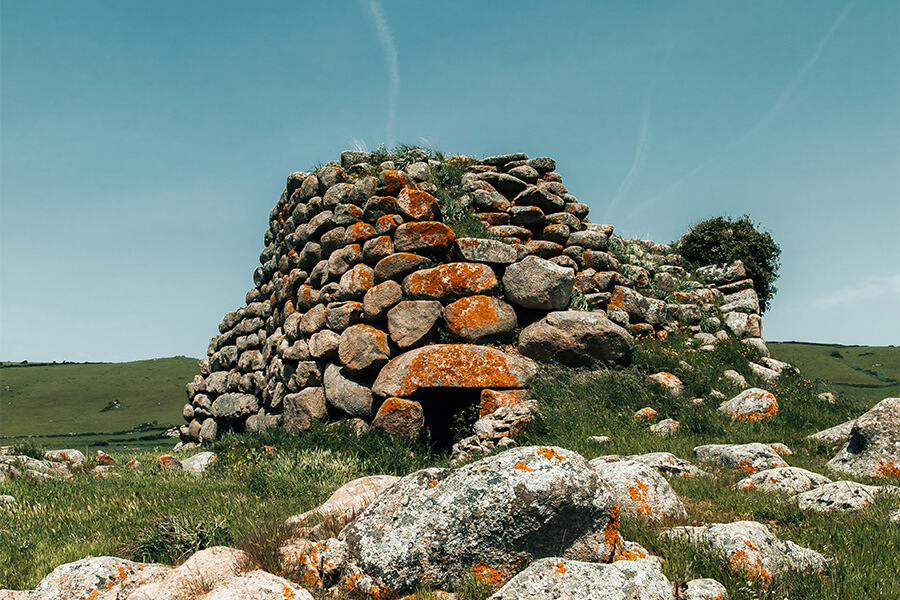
362;0;400;147
626;1;856;217
813;273;900;309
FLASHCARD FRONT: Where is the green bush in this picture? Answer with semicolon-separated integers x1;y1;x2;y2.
677;215;781;313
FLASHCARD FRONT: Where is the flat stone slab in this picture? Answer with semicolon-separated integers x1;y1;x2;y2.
734;467;832;494
827;398;900;478
590;458;687;521
693;443;789;474
487;557;674;600
372;344;538;399
663;521;826;582
718;388;778;421
790;480;900;512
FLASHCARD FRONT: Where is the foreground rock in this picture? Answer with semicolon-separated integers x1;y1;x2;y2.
734;467;832;494
717;388;778;421
590;458;687;520
22;556;168;600
333;446;620;596
693;443;789;474
487;557;674;600
790;480;900;512
517;311;634;367
663;521;826;582
827;398;900;478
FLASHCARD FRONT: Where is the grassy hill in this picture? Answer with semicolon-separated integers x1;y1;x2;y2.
768;342;899;408
0;356;198;451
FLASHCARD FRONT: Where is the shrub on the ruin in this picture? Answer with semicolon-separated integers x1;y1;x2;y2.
677;215;781;313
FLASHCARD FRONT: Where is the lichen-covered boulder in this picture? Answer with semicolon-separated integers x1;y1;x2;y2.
487;557;674;600
402;262;499;301
386;300;443;348
517;310;633;367
28;556;168;600
372;344;538;399
455;237;517;264
680;578;729;600
393;221;456;253
693;443;789;474
790;480;900;512
663;521;826;582
627;452;712;478
502;256;574;310
827;398;900;478
590;458;687;520
717;388;778;421
338;324;393;376
443;295;517;343
371;397;426;443
734;467;831;494
337;446;620;596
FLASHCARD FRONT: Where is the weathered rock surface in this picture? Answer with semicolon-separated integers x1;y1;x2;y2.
23;556;168;600
324;363;374;419
443;295;517;343
517;310;633;367
403;262;499;301
693;443;789;473
663;521;826;582
387;300;443;348
502;256;574;310
807;419;854;444
590;458;687;520
372;345;538;398
681;578;729;600
717;388;778;421
487;557;674;600
827;398;900;478
371;397;426;443
734;467;832;494
627;452;712;478
336;446;620;595
790;480;900;512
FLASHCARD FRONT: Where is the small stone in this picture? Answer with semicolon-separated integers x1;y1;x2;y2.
634;407;658;420
338;324;393;376
718;388;778;421
503;256;574;310
363;280;404;322
387;300;443;349
372;397;426;444
393;221;456;253
649;419;680;437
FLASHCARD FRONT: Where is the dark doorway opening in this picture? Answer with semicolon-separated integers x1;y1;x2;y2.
414;387;483;453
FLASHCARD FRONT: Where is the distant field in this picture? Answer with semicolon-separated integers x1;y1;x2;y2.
1;344;897;453
768;342;899;409
0;357;199;451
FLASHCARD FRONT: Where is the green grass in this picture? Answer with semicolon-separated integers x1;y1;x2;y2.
768;342;899;409
1;341;899;598
0;356;198;451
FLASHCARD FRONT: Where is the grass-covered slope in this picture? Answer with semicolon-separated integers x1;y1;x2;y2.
768;342;899;408
1;339;898;598
0;357;198;450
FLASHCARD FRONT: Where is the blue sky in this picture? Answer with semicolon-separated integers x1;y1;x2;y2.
1;0;897;362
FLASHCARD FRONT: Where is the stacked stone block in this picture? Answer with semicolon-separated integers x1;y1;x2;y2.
180;150;766;449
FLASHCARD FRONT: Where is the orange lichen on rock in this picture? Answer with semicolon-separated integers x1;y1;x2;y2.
373;344;536;398
514;461;533;472
393;221;457;253
537;447;565;462
480;389;530;417
878;461;900;477
381;170;412;195
396;187;441;221
472;562;505;588
627;482;652;516
403;263;498;302
555;562;567;574
345;221;377;245
603;504;621;555
737;459;757;473
634;407;658;420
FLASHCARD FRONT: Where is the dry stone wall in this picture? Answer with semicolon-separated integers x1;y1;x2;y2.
180;149;766;450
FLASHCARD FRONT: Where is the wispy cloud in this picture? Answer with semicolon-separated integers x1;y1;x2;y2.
813;273;900;308
362;0;400;148
626;1;856;217
736;0;857;145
